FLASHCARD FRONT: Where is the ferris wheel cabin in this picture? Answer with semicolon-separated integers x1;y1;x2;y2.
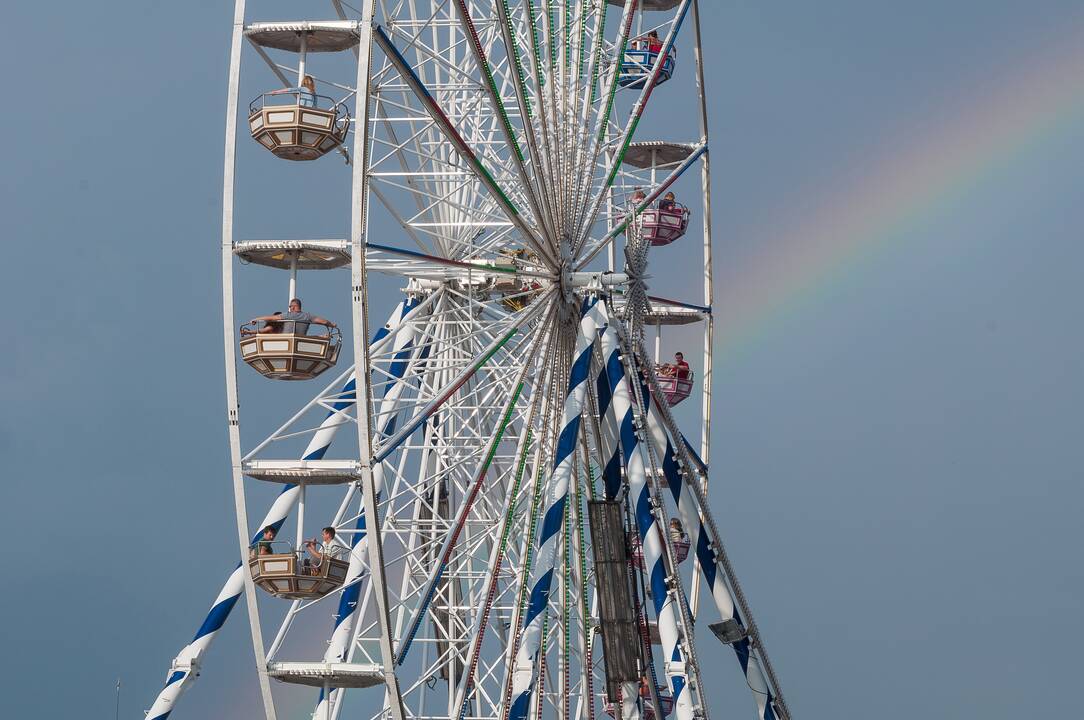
248;92;349;160
610;0;682;88
637;204;690;246
234;242;348;380
245;23;358;160
249;543;349;600
629;531;691;570
618;46;675;89
654;371;694;406
624;142;698;245
239;326;341;380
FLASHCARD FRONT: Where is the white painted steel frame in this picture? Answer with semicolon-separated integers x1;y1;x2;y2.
349;4;410;717
219;0;278;718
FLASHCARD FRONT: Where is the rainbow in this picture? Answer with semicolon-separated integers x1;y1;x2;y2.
714;21;1084;360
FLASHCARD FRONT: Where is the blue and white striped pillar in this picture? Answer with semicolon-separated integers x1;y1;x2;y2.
314;299;425;718
591;307;643;720
508;296;607;720
595;322;697;720
594;321;626;502
147;300;421;720
639;375;780;720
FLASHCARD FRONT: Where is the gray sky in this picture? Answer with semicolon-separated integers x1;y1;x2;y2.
2;1;1082;718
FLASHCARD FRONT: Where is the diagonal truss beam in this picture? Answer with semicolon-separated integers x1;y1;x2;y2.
373;24;559;270
395;299;557;667
633;345;792;720
575;0;694;255
506;296;607;720
450;0;557;249
372;287;556;467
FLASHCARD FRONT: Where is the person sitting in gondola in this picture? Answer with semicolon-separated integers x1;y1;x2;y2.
251;525;277;557
658;191;677;212
242;311;283;335
304;526;349;574
634;30;664;54
673;352;690;379
251;298;336;336
629;187;647;209
657;352;689;378
269;74;317;108
667;351;693;379
668;518;687;545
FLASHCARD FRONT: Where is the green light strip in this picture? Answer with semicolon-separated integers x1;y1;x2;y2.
589;3;607;104
497;428;534;557
594;13;634;143
500;0;534;118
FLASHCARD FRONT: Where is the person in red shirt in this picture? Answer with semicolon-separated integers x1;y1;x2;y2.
632;30;664;53
673;352;690;379
646;30;663;53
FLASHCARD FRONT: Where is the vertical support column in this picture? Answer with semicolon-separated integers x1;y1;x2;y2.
220;1;277;719
690;0;714;618
507;298;607;720
288;252;298;302
654;321;661;364
298;32;308;84
597;324;703;720
606;159;617;273
349;6;407;720
296;484;306;550
636;372;790;720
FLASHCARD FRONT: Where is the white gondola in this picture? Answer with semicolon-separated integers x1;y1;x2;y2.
248;542;349;600
244;22;358;161
238;324;341;380
248;91;349;160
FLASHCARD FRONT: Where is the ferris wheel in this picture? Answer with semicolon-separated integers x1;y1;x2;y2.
147;2;792;720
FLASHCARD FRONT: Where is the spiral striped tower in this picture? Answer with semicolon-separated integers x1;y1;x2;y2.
508;296;607;720
146;300;424;720
314;299;428;719
636;356;790;720
593;316;701;720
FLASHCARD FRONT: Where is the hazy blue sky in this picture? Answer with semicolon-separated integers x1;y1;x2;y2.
2;1;1082;719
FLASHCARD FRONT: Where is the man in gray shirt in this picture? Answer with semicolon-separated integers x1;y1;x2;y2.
252;298;336;335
